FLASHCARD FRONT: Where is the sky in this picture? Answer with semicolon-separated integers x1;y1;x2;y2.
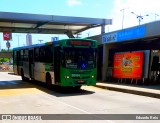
0;0;160;49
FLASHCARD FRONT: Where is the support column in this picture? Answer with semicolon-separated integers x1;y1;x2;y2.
65;30;75;38
102;44;109;81
101;24;108;81
101;25;105;34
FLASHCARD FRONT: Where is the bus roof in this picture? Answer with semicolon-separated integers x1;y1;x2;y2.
13;38;97;51
13;43;45;51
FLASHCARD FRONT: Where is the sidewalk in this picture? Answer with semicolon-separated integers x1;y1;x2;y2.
95;82;160;99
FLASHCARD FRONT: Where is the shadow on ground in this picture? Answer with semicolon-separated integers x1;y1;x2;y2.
0;79;95;97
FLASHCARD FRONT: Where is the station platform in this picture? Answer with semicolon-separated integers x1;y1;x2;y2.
95;82;160;99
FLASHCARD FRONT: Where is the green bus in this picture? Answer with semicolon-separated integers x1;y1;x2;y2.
13;38;97;89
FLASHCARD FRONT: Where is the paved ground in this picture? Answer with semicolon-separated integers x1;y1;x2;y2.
0;72;160;123
95;82;160;99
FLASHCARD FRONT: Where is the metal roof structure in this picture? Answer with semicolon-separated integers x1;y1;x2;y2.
0;12;112;38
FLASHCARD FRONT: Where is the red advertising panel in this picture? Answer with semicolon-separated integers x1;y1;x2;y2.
113;52;144;79
3;32;12;40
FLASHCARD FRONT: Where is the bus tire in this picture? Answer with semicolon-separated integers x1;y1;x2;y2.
46;73;52;89
74;86;81;90
21;69;29;81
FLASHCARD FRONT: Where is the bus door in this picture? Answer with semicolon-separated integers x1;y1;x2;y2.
16;51;20;75
29;50;34;79
54;46;60;84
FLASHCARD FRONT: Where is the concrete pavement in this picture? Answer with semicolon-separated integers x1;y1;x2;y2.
95;82;160;99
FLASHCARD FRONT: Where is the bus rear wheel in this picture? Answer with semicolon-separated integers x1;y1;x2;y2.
46;74;52;89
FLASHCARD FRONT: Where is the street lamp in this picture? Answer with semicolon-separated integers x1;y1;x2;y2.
38;40;43;44
152;13;159;21
120;8;128;29
131;12;149;25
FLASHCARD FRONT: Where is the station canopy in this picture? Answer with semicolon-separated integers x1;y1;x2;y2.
0;12;112;38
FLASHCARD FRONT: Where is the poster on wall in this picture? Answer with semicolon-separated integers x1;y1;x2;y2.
113;52;144;79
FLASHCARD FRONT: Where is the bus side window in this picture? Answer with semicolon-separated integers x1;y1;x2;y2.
23;50;28;61
20;50;23;61
39;47;45;62
34;48;39;62
45;45;53;63
45;46;48;62
13;51;17;64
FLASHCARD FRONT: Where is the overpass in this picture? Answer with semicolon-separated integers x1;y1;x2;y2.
0;12;112;58
0;12;112;38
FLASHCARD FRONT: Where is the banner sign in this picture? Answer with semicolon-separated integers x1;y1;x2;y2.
3;32;12;41
102;33;117;44
117;26;146;41
102;25;146;44
51;37;59;42
113;52;144;79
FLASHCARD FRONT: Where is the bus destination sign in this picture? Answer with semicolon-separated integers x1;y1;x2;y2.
67;40;93;46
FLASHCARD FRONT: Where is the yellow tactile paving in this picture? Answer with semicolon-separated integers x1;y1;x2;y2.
82;86;106;91
0;88;43;96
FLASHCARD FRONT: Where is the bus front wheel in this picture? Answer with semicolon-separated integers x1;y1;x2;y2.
74;86;81;90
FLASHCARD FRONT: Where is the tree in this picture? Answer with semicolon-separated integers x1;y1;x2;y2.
1;49;12;52
0;58;9;64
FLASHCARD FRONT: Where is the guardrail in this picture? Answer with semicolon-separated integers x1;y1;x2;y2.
0;52;12;58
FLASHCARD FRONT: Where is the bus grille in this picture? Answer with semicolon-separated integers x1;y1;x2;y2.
70;70;91;74
71;76;90;79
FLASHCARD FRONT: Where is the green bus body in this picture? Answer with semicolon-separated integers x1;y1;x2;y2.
13;38;97;88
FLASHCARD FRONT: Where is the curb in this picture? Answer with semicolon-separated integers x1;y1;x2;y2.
95;85;160;99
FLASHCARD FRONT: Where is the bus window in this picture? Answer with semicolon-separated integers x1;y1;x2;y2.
23;50;29;61
62;48;96;69
13;51;17;64
20;50;23;61
45;45;53;63
34;48;40;62
39;46;46;62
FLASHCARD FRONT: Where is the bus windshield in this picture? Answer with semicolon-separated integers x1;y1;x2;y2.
62;47;96;69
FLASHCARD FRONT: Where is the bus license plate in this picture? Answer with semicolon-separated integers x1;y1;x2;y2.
78;80;84;83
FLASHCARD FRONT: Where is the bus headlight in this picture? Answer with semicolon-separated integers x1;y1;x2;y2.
91;75;94;78
65;76;70;79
